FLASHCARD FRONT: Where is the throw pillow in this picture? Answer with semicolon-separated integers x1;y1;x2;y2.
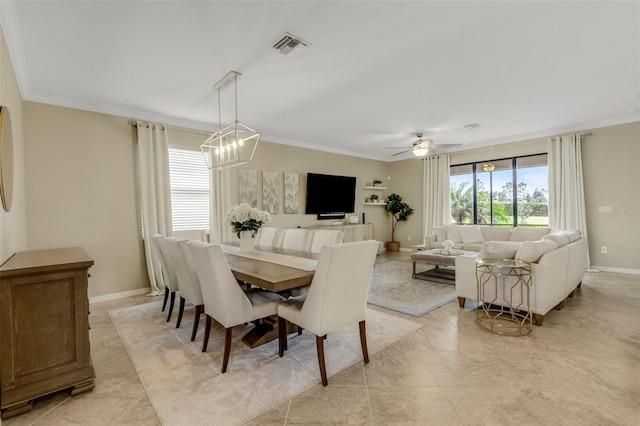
479;241;522;259
459;225;484;244
446;226;463;243
542;234;570;247
509;227;551;242
515;240;558;263
433;226;448;242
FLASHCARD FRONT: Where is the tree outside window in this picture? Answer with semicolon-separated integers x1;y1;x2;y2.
450;154;548;227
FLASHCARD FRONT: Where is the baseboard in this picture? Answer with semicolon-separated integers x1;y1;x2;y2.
89;287;152;305
589;265;640;275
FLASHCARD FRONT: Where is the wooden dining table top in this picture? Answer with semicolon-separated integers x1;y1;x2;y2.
223;244;318;293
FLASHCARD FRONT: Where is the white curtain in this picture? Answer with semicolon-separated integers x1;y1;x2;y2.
548;133;590;268
135;122;172;295
422;154;451;244
209;168;232;244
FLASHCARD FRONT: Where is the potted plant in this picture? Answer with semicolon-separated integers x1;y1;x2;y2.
372;179;383;187
384;193;414;252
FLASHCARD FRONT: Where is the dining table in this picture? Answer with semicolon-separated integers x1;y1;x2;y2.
220;243;319;347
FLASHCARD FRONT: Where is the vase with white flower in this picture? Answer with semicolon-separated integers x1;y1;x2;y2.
441;239;455;255
226;203;272;252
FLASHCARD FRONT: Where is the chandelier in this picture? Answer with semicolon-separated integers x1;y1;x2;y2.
482;163;496;172
201;71;260;170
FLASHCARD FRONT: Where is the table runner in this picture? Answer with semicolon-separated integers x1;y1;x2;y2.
221;245;318;271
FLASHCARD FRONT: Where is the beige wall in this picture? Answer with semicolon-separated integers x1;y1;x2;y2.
582;122;639;271
389;123;640;272
0;26;27;264
22;108;391;298
23;102;148;297
168;127;391;242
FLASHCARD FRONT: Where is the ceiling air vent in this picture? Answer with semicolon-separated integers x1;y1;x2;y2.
272;32;311;57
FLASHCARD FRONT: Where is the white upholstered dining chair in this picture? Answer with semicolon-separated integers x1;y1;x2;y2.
172;229;207;242
280;228;313;251
309;230;344;254
178;239;206;341
154;236;181;322
277;240;379;386
255;227;283;248
157;237;206;339
187;241;285;373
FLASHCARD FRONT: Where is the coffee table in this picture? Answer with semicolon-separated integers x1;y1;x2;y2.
411;249;475;284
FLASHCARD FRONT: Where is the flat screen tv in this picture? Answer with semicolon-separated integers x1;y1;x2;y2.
305;173;356;219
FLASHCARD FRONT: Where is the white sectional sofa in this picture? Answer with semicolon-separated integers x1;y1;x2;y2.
423;225;587;325
423;224;553;252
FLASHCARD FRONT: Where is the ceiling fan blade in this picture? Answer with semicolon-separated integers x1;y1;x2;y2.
392;149;411;156
431;143;463;147
384;146;412;149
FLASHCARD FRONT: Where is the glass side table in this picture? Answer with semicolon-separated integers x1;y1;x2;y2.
475;258;533;336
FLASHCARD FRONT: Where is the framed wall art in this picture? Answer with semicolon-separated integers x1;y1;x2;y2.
238;169;257;207
284;172;300;214
262;171;280;214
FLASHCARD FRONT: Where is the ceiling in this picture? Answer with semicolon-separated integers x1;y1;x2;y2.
1;1;638;161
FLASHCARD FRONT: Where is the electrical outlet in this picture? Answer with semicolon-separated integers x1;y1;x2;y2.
407;235;411;241
601;246;608;254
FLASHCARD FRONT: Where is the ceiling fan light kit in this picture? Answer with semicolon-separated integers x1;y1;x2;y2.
201;71;260;170
387;132;463;158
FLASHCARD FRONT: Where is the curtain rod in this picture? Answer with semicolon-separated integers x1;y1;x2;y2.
128;120;211;136
128;120;165;130
550;131;592;141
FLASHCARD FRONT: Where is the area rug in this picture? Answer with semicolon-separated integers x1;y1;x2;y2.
368;261;457;317
110;301;421;425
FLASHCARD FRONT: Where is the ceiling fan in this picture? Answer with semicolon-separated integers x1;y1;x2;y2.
385;133;462;157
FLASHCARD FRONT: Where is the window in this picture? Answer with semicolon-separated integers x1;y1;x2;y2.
450;154;548;227
168;147;211;233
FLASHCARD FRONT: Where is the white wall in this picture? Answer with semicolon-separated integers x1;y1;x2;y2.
0;26;27;264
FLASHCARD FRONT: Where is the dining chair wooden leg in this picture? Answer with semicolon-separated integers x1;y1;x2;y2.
221;327;232;373
359;320;369;364
176;297;186;328
202;315;212;352
162;286;169;311
190;305;203;341
316;335;328;386
297;326;303;335
278;317;287;357
166;291;176;322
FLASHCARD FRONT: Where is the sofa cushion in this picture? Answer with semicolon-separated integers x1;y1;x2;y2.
543;234;570;247
462;243;484;252
515;240;558;263
481;227;512;242
552;230;581;243
479;241;522;259
433;226;448;242
459;225;484;244
446;226;463;243
509;227;551;242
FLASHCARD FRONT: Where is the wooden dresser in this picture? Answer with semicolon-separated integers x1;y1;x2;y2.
0;247;95;419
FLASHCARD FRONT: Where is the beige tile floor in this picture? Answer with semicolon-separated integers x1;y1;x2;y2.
4;252;639;425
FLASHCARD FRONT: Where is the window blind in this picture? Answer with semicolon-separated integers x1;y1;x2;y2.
168;147;211;233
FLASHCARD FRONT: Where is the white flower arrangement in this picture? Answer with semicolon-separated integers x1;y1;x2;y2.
226;203;272;238
442;239;455;253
